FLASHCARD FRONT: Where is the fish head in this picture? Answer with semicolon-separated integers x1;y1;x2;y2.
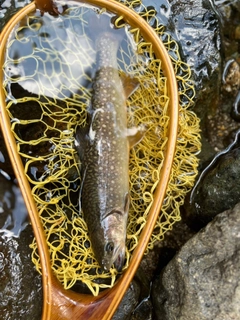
102;211;127;272
91;209;128;272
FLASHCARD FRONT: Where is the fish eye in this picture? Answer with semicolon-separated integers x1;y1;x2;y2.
105;242;114;254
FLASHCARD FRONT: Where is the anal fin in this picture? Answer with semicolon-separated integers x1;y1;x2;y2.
127;126;145;148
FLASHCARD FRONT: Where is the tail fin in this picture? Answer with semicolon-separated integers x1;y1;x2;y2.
87;10;125;44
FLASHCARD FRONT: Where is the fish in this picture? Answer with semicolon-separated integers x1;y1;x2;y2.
75;25;143;271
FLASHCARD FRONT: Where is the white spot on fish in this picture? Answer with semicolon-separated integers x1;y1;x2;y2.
97;139;103;156
89;125;96;141
75;139;80;147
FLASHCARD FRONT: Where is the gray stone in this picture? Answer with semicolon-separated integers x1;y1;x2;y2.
152;202;240;320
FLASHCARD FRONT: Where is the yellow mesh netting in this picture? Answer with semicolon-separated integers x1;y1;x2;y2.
2;0;201;295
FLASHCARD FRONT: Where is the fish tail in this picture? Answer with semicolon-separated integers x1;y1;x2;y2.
88;11;125;45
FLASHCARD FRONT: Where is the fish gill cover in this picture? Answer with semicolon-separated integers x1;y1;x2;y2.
2;0;201;295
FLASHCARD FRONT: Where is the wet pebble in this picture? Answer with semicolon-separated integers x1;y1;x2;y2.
222;59;240;94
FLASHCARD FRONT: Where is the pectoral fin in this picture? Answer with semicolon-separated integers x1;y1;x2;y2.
75;125;89;163
120;73;140;99
127;126;145;148
124;192;130;214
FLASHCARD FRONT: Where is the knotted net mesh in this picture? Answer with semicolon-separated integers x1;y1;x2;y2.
2;0;201;295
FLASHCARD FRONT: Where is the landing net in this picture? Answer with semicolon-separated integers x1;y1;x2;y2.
2;0;201;295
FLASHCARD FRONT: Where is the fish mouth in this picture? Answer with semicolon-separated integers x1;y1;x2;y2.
113;244;125;272
102;243;125;272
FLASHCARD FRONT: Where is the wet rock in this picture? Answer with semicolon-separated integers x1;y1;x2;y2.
167;0;222;134
214;0;240;58
204;1;240;149
221;58;240;122
149;0;239;152
0;173;42;320
0;131;15;179
150;0;234;151
221;57;240;123
232;91;240;122
152;219;196;272
131;299;153;320
0;230;43;320
0;0;31;33
144;0;222;114
184;130;240;229
152;202;240;320
113;280;141;320
197;135;216;169
122;219;197;320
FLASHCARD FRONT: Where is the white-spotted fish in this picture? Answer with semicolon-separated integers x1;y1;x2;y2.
76;23;143;271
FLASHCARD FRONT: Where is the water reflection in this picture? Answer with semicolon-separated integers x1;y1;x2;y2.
4;7;96;99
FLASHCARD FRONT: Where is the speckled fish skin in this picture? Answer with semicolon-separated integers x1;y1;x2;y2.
76;31;132;272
